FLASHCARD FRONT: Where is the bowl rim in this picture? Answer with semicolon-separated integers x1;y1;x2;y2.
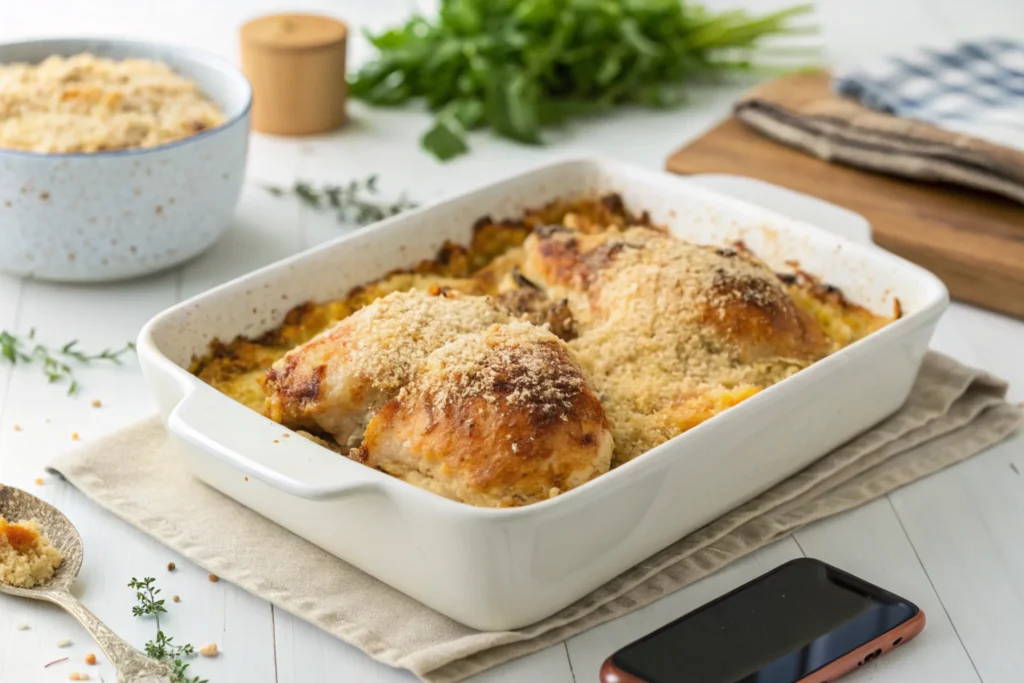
0;36;253;160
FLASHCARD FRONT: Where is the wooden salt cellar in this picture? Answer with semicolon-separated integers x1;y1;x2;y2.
240;13;348;135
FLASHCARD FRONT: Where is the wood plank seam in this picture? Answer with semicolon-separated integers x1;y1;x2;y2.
271;606;280;683
789;533;810;558
0;279;24;425
564;642;577;683
886;495;985;682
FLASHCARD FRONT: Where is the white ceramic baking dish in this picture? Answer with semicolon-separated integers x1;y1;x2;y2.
138;157;948;630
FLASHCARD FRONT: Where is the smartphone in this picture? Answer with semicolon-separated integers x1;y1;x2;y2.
601;558;925;683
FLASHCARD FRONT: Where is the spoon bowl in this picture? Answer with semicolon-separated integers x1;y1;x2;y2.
0;484;172;683
0;484;83;596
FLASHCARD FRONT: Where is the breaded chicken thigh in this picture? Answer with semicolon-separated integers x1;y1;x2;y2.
358;322;613;507
520;224;835;462
263;288;509;446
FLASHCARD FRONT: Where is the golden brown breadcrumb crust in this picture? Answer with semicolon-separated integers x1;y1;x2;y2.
190;194;895;503
263;289;512;445
358;322;613;507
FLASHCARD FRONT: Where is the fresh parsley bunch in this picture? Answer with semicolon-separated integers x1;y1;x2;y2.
350;0;813;160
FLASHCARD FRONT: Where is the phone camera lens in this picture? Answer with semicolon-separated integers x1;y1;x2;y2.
864;648;882;663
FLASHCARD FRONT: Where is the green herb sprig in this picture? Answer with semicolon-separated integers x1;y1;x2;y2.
129;577;207;683
266;174;417;225
350;0;815;160
0;329;135;395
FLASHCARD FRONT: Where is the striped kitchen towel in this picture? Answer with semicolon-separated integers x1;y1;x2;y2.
834;38;1024;151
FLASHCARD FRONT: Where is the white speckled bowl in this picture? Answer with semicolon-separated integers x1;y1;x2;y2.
0;38;251;282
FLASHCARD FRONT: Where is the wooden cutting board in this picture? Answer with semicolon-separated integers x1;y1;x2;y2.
667;117;1024;320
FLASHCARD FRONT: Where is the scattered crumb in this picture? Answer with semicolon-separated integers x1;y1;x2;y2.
34;478;44;486
13;424;21;432
91;400;101;408
199;643;218;657
84;653;96;665
44;656;68;668
69;672;89;681
167;561;175;571
57;638;72;648
71;433;80;441
282;433;290;438
244;477;249;482
208;573;219;582
15;622;29;630
272;440;279;444
172;595;180;603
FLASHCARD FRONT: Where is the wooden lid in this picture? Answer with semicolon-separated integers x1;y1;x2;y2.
240;12;349;135
241;13;347;51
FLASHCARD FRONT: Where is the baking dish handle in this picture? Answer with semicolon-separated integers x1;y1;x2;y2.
167;388;383;501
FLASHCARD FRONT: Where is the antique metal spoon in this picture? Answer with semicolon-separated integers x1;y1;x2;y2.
0;484;172;683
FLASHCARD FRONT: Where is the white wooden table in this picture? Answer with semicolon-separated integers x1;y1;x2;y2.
2;1;1023;682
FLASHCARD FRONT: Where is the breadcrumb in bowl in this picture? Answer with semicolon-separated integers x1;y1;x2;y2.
0;53;226;154
0;38;251;283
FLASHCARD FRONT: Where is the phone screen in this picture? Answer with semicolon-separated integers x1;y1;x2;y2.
611;559;919;683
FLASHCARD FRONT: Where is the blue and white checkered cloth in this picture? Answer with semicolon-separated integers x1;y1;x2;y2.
834;38;1024;151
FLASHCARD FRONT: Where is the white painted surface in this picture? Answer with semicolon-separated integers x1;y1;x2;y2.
1;0;1023;682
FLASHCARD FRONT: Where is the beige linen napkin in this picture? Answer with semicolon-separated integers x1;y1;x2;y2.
734;72;1024;205
48;352;1021;682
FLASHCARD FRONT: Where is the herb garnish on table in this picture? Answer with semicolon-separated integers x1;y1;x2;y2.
265;174;417;225
0;329;134;395
129;577;208;683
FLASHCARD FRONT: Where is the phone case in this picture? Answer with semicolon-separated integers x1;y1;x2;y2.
599;558;927;683
794;609;926;683
600;609;925;683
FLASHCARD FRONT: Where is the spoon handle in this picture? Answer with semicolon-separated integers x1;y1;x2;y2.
49;590;172;683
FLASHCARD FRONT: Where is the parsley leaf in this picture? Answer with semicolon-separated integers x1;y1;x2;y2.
350;0;815;160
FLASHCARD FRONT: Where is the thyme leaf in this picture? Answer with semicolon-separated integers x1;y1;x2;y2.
0;329;135;395
128;577;208;683
265;174;417;225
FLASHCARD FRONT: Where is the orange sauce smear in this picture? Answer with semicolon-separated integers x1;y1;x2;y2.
0;518;40;554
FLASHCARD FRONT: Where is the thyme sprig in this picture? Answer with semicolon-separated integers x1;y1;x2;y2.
266;174;417;225
0;329;135;395
128;577;207;683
